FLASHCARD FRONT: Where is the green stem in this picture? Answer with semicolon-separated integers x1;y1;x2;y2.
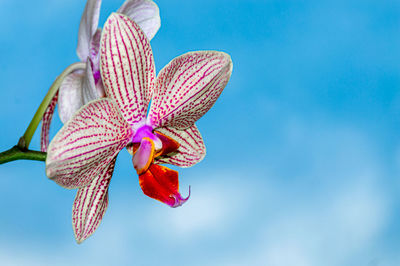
19;62;86;149
0;146;46;164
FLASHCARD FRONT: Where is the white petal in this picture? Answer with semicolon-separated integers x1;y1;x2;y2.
77;0;102;61
89;28;102;68
58;71;85;124
82;59;101;104
118;0;161;40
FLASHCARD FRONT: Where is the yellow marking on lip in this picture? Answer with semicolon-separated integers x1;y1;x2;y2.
134;137;155;175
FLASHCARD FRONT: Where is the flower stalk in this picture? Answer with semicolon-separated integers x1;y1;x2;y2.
0;62;86;165
0;146;46;164
20;62;86;150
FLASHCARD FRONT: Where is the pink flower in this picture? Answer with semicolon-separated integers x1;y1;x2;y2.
46;13;232;243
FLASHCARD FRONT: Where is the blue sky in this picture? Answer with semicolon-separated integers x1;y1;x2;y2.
1;0;400;265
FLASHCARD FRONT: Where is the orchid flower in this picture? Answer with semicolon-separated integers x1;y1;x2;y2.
40;0;160;151
46;13;232;243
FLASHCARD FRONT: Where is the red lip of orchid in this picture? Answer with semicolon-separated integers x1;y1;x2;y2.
139;164;191;208
130;125;189;207
45;13;232;243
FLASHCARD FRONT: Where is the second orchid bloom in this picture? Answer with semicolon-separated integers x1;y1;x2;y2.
46;14;232;243
58;0;161;124
41;0;161;152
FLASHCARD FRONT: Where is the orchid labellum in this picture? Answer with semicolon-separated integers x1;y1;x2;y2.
40;0;161;151
46;13;232;243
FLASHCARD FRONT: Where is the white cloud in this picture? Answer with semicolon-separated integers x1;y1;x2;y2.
0;166;393;266
0;117;397;266
218;177;389;266
215;120;394;266
141;173;253;240
0;250;47;266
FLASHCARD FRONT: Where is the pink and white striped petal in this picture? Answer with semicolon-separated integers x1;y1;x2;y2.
77;0;102;61
154;125;206;167
148;51;233;130
73;157;116;244
58;71;85;124
46;98;132;189
40;91;59;152
100;13;155;126
118;0;161;41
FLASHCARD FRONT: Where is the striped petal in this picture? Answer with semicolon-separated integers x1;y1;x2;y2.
118;0;161;41
58;71;84;124
73;157;116;244
154;125;206;167
77;0;102;61
148;51;233;130
100;13;155;126
40;92;59;152
46;98;131;189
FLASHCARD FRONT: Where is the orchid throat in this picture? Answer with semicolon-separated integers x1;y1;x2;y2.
130;122;179;175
